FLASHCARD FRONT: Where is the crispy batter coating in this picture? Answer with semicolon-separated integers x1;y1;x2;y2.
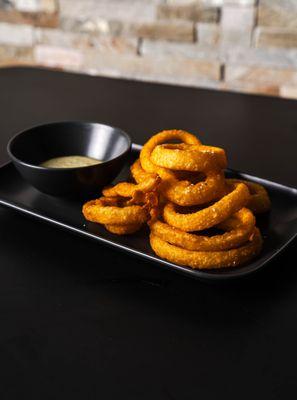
150;228;262;270
150;208;255;251
136;148;226;206
140;130;201;177
105;223;143;235
103;174;160;198
163;182;250;232
161;170;226;206
227;179;271;214
151;143;227;171
139;131;227;206
82;198;148;226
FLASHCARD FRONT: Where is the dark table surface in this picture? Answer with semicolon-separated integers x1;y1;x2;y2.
0;67;296;400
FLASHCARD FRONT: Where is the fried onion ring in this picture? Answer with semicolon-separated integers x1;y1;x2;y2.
140;130;201;177
131;159;154;185
227;179;271;214
150;208;255;251
163;182;250;231
103;174;160;198
139;131;227;206
161;169;226;206
105;223;143;235
151;143;227;171
82;197;148;226
149;228;262;269
135;154;226;206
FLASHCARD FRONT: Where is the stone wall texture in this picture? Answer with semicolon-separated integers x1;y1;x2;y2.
1;0;297;99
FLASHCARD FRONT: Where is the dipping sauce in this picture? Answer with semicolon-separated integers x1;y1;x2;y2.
40;155;102;168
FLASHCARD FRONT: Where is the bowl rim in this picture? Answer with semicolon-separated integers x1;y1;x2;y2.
7;120;132;171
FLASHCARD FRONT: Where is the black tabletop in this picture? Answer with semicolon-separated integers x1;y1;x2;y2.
0;67;296;400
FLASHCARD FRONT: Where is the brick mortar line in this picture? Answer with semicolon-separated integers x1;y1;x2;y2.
137;38;142;56
254;0;260;29
220;64;225;82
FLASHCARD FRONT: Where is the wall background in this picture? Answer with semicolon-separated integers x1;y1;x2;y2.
1;0;297;99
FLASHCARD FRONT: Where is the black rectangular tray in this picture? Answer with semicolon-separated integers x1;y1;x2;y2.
0;144;296;281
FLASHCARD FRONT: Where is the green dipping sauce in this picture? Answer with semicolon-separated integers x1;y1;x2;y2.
40;155;102;168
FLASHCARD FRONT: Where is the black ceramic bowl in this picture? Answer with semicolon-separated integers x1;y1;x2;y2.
7;121;131;198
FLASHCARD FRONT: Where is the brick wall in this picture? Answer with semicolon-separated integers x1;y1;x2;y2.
1;0;297;99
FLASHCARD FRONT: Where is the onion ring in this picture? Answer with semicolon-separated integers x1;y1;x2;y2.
163;182;250;231
227;179;271;214
82;197;148;226
131;159;154;184
139;131;227;206
103;174;160;198
150;208;255;251
105;223;143;235
149;228;262;270
140;130;201;177
161;169;226;206
135;155;226;206
151;143;227;171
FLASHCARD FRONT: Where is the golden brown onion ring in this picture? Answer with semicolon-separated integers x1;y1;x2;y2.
163;182;250;232
140;130;200;177
227;179;271;214
131;159;153;184
105;223;142;235
133;157;226;206
132;159;204;185
102;174;160;198
161;169;226;206
151;143;227;172
150;228;262;270
150;208;255;251
138;130;227;206
82;197;148;226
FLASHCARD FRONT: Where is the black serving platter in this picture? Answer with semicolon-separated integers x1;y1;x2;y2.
0;144;296;281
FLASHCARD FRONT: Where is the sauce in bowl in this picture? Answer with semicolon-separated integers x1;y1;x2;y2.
40;155;102;169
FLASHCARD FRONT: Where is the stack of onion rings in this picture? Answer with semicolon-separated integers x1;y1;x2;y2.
82;130;270;269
